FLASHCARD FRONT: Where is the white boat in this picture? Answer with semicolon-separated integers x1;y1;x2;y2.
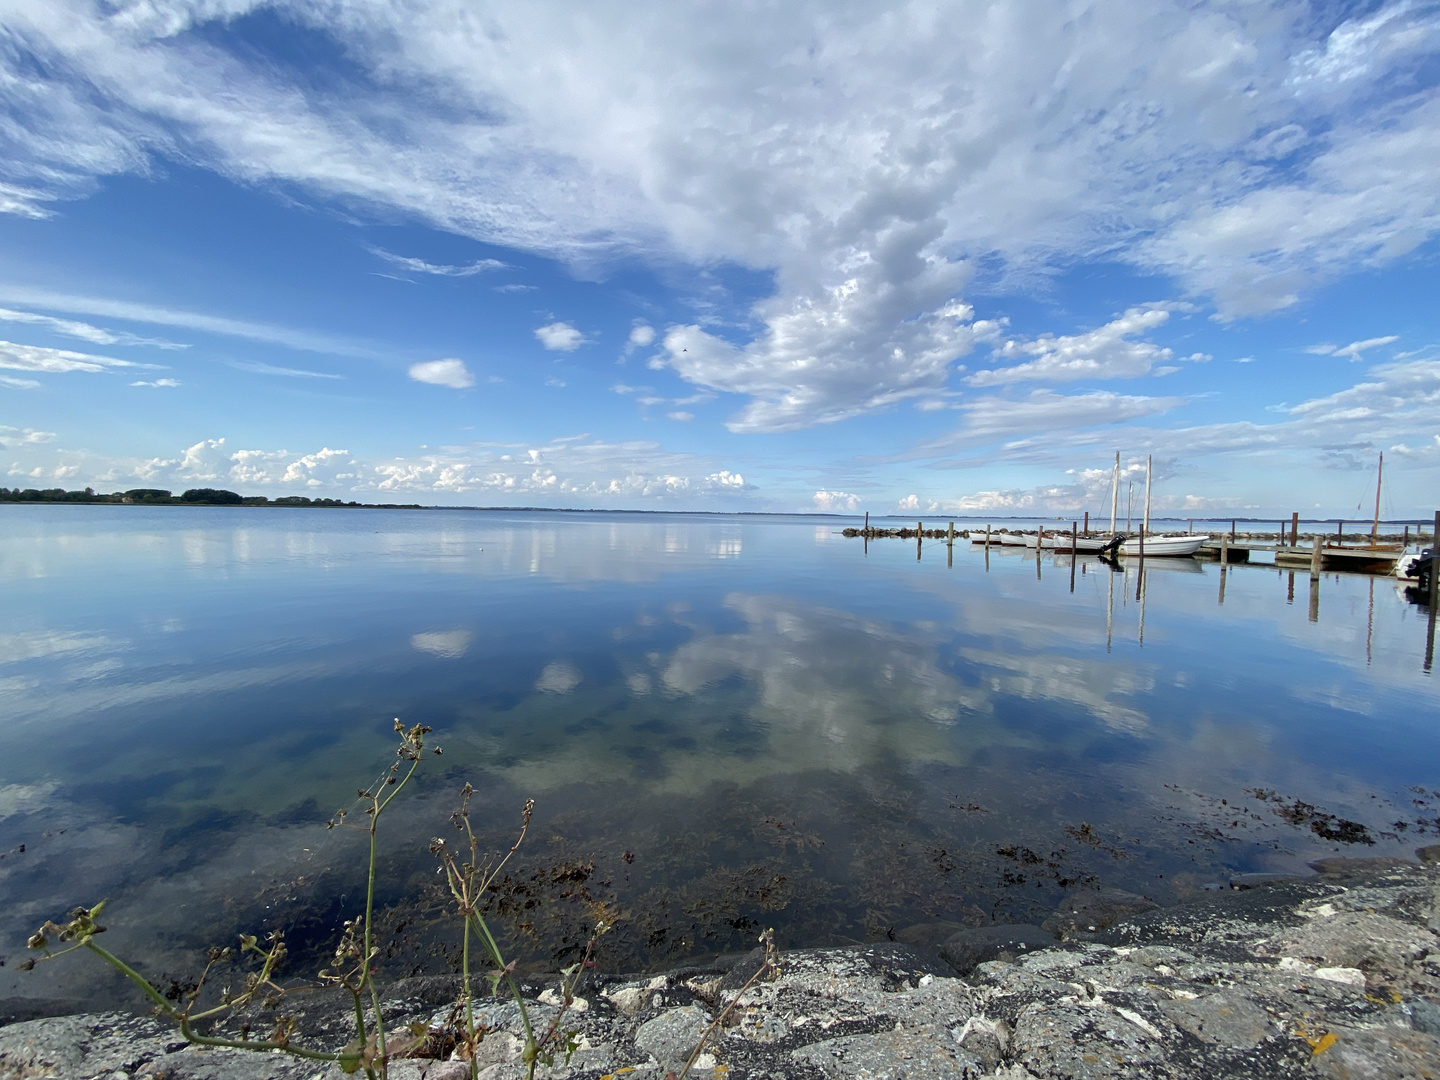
1025;532;1114;552
1118;533;1207;557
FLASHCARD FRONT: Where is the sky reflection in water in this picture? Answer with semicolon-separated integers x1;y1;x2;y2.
1;507;1437;1003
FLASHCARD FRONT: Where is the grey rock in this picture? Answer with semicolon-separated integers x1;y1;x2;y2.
1308;856;1419;879
1158;989;1274;1049
1417;845;1440;865
1309;1025;1440;1080
1409;998;1440;1035
939;925;1054;975
1264;910;1437;977
1041;889;1156;937
792;1028;985;1080
633;1004;710;1069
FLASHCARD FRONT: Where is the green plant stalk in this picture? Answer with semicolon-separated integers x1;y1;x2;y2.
468;912;536;1066
82;942;359;1067
361;753;423;1069
461;917;477;1080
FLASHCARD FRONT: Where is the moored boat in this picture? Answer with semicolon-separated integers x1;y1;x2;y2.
1118;533;1207;557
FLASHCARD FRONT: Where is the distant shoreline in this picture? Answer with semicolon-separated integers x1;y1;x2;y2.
2;488;1430;524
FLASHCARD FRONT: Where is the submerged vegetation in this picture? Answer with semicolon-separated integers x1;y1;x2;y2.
23;721;605;1080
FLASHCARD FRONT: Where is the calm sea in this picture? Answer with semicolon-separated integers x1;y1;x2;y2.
2;506;1437;1007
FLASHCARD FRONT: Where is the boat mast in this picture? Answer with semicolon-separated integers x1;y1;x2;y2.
1109;451;1119;535
1126;482;1133;532
1143;454;1152;537
1371;451;1383;546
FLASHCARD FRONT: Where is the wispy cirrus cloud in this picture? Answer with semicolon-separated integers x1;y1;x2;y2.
0;307;188;349
370;248;508;277
0;339;147;374
1305;335;1401;361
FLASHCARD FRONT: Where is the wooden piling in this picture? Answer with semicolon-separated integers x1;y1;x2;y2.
864;511;869;535
947;521;954;546
1230;519;1236;542
1310;535;1322;579
985;524;991;547
1083;511;1089;533
1431;511;1440;610
1337;520;1344;544
1220;532;1229;566
1290;512;1299;547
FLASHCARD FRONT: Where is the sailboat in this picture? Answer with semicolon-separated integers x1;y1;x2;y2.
1114;455;1208;557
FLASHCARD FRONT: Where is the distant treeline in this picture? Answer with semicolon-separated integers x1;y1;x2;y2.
0;486;424;509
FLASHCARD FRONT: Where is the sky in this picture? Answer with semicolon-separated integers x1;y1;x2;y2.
1;0;1438;518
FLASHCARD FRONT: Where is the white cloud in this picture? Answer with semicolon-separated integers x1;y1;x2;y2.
0;376;41;389
813;490;860;512
534;321;586;351
371;249;507;276
0;339;141;374
408;358;475;388
130;378;180;387
5;0;1440;426
494;284;537;293
1305;335;1400;361
628;324;656;348
0;307;187;349
228;360;342;379
968;306;1205;386
0;285;386;359
666;410;694;422
0;426;56;448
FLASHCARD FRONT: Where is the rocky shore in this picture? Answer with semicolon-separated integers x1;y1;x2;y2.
3;852;1438;1080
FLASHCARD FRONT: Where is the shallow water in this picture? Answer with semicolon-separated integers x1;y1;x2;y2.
2;507;1437;1005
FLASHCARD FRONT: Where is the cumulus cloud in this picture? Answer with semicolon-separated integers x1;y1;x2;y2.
0;339;143;374
813;490;860;512
628;324;656;348
534;321;586;352
0;426;56;448
408;358;475;388
969;306;1205;386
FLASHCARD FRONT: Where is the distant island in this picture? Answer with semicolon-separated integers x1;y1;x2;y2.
0;486;424;509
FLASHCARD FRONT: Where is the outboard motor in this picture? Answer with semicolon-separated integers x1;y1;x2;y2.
1099;534;1126;556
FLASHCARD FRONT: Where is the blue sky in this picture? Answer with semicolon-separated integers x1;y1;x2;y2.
1;0;1438;517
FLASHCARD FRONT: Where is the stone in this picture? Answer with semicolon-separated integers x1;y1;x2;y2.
791;1028;985;1080
1417;845;1440;865
1264;910;1437;978
1409;999;1440;1035
1158;990;1274;1049
1309;1026;1440;1080
633;1004;710;1069
603;986;648;1016
1041;889;1156;937
894;921;971;950
938;925;1054;975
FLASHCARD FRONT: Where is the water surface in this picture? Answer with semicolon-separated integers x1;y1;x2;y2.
2;507;1436;1005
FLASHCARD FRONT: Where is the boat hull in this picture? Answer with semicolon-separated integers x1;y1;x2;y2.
1118;534;1207;556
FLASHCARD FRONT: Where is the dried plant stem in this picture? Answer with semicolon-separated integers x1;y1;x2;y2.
676;929;777;1080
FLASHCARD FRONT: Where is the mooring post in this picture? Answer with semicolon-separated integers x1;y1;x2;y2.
947;521;954;547
917;520;923;561
1310;534;1322;579
1337;520;1344;545
1430;511;1440;610
1188;519;1193;535
1403;524;1410;547
1070;521;1077;593
985;523;992;547
1083;511;1089;533
864;511;869;536
1290;512;1299;548
1220;532;1229;567
1230;519;1236;543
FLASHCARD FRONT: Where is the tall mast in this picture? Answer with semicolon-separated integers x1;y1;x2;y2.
1143;454;1153;536
1372;451;1383;545
1109;451;1119;535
